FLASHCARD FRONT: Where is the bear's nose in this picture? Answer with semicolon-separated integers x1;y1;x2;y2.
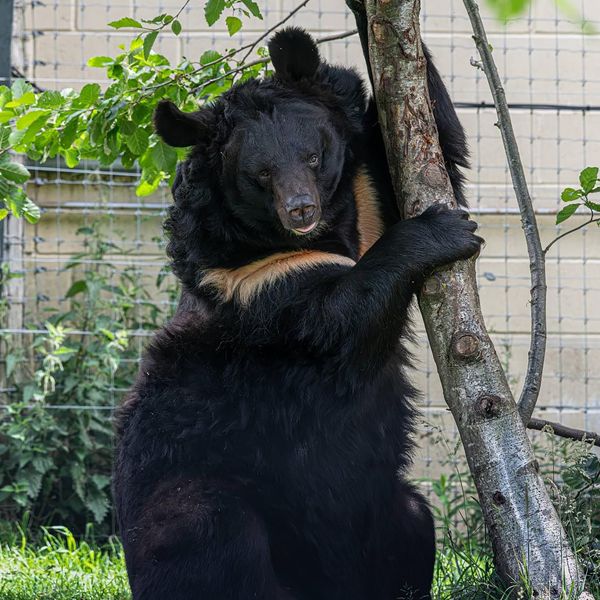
285;195;317;226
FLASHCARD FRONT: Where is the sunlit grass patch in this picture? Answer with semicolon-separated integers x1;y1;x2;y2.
0;527;130;600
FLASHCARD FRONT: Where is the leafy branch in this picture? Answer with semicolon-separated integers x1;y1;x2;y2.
0;1;270;222
544;166;600;254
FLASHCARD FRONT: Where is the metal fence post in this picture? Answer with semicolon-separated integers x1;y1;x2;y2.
0;0;13;86
0;0;25;336
0;0;14;274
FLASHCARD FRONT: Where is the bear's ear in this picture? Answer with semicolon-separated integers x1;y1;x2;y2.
154;100;213;147
268;27;321;82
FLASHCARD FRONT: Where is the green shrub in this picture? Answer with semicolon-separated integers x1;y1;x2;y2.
0;220;177;532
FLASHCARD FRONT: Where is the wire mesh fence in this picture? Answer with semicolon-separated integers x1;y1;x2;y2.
1;0;599;529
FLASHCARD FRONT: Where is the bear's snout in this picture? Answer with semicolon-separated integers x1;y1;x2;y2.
285;194;318;231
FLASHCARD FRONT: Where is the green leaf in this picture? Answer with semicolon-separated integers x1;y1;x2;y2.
0;161;30;184
0;111;14;124
240;0;263;19
560;187;583;203
74;83;101;108
151;141;177;173
108;17;143;29
63;147;80;168
37;90;65;109
19;113;51;147
0;208;8;220
200;50;222;65
226;16;243;36
5;353;18;379
87;491;110;523
205;0;226;26
60;117;80;149
0;174;9;194
11;79;33;99
585;200;600;212
91;474;111;490
486;0;529;20
31;454;53;474
579;166;599;194
4;92;35;108
0;125;10;149
8;128;25;147
4;188;40;223
15;109;51;130
142;13;167;25
136;176;161;197
556;203;580;224
65;280;88;298
21;196;41;223
87;55;114;68
126;128;150;155
171;19;182;35
143;30;159;59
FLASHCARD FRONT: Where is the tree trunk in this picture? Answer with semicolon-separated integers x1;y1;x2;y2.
352;0;590;597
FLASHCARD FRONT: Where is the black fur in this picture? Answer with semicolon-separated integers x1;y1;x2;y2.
114;27;479;600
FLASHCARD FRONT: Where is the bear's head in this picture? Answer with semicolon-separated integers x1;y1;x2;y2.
154;28;369;287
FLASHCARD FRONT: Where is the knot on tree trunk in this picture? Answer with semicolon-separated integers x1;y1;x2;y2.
451;331;481;361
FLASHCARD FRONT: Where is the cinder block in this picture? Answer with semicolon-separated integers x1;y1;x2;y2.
326;37;365;71
76;0;130;32
22;255;176;320
32;208;165;256
32;31;180;88
421;0;531;34
533;0;599;34
279;1;354;32
24;0;74;32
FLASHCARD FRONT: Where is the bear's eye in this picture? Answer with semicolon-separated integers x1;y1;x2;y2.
308;154;320;168
258;169;271;180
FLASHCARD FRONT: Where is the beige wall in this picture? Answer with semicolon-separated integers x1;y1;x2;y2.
7;0;600;476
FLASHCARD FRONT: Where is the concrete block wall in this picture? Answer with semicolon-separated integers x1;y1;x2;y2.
6;0;600;478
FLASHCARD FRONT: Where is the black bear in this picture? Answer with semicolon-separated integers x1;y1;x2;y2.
113;27;479;600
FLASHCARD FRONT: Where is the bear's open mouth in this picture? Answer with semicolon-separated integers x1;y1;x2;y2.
292;222;318;235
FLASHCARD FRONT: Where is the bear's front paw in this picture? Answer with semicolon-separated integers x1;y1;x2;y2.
418;205;483;267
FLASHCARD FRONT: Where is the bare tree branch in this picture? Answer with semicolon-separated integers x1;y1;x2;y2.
462;0;547;425
354;0;589;596
528;417;600;447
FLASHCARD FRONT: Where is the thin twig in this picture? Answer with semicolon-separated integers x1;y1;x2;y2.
191;57;268;92
238;0;312;66
315;28;357;43
463;0;547;425
184;0;312;72
528;417;600;447
189;30;358;94
543;209;599;255
10;67;45;93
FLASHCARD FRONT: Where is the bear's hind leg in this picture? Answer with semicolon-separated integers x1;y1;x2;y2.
390;483;435;600
367;482;436;600
122;477;295;600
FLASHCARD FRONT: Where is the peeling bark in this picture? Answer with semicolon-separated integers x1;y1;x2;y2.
354;0;590;597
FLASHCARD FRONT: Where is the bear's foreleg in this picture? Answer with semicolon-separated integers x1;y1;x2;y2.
278;206;481;373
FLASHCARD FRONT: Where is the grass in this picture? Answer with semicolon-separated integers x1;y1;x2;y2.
0;527;130;600
0;525;597;600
